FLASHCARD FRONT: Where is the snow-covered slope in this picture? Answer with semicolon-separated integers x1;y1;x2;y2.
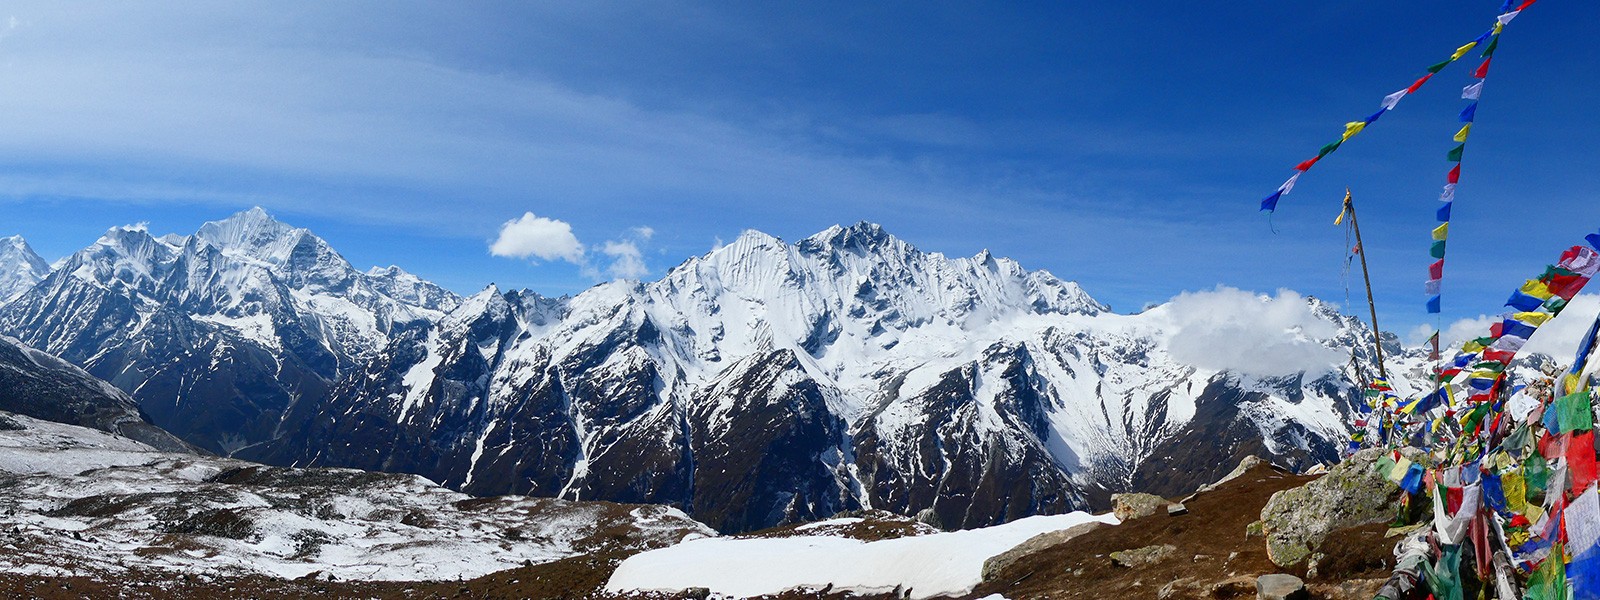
0;412;711;581
0;208;460;454
256;220;1389;533
0;334;189;452
0;235;49;303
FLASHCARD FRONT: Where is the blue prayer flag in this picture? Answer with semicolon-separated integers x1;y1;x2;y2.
1507;290;1545;311
1438;202;1452;222
1502;319;1538;340
1363;109;1386;125
1460;102;1478;123
1399;464;1425;494
1428;295;1442;314
1261;190;1282;212
1588;232;1600;252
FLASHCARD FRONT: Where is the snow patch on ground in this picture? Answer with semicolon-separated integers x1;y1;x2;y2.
606;511;1118;599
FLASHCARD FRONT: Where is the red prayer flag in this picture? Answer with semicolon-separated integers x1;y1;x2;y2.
1430;259;1445;279
1295;157;1318;171
1484;349;1517;364
1446;485;1464;515
1474;58;1493;79
1517;0;1537;10
1541;432;1569;462
1570;431;1598;496
1546;274;1590;300
1491;322;1505;338
1448;164;1462;184
1406;73;1433;94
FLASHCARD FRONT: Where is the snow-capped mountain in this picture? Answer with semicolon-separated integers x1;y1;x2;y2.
0;209;1397;533
0;235;49;303
0;208;460;454
245;219;1385;533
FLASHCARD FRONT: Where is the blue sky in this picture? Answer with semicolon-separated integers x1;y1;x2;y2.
0;1;1596;341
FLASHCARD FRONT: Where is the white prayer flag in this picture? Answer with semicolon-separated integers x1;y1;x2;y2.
1463;81;1484;100
1497;11;1521;25
1381;90;1408;110
1440;184;1456;202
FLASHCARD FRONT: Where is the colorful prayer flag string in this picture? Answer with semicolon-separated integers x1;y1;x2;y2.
1424;15;1510;326
1260;3;1536;213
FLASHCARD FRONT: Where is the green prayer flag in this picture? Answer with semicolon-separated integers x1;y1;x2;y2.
1472;336;1498;348
1428;60;1452;74
1542;265;1580;281
1375;455;1396;479
1546;297;1569;313
1431;240;1447;259
1423;545;1464;600
1471;361;1506;373
1525;455;1549;497
1317;140;1342;158
1447;144;1465;162
1483;37;1499;57
1526;544;1567;600
1558;390;1595;433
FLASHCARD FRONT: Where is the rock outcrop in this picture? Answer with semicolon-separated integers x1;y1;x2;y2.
1258;447;1411;567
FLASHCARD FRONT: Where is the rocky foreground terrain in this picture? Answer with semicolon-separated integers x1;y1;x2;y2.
0;407;1415;600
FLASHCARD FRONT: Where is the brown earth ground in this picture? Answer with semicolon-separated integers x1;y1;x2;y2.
0;464;1398;599
968;463;1394;600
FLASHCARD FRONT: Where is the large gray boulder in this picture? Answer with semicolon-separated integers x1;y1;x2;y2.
1258;447;1411;567
980;521;1107;581
1112;492;1167;521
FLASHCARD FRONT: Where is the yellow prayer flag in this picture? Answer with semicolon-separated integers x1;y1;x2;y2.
1513;312;1553;326
1493;22;1505;35
1503;472;1525;513
1451;42;1479;60
1432;223;1449;241
1521;279;1555;300
1341;121;1367;141
1454;124;1472;143
1387;457;1413;483
1464;340;1487;353
1524;503;1543;524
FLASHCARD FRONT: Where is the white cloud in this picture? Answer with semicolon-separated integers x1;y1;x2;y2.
602;240;647;279
1160;287;1342;377
631;226;654;241
489;212;584;264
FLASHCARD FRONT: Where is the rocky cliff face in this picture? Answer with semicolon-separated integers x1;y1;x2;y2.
0;334;189;452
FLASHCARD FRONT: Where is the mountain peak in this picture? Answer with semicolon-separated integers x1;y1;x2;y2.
0;235;50;302
799;221;898;254
195;207;297;250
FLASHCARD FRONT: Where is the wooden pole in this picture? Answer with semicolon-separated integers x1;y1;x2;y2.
1345;190;1390;381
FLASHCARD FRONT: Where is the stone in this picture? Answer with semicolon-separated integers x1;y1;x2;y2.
980;521;1107;582
1167;503;1188;516
1196;455;1265;494
1112;492;1167;521
1259;447;1411;567
1256;573;1307;600
1110;544;1176;568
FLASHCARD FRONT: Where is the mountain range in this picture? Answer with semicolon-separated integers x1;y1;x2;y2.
0;208;1393;533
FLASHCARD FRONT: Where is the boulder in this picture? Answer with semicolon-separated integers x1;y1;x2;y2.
1167;503;1188;516
980;521;1107;581
1256;573;1307;600
1112;492;1167;521
1110;544;1176;568
1196;455;1265;494
1258;447;1410;567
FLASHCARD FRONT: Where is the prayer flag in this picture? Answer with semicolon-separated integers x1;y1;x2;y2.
1427;59;1452;74
1428;295;1442;314
1432;223;1449;241
1407;73;1434;94
1425;278;1441;295
1451;42;1479;60
1559;391;1596;433
1474;58;1492;79
1429;331;1441;360
1460;102;1479;122
1498;10;1521;25
1462;83;1484;101
1522;279;1556;299
1363;109;1385;125
1430;259;1445;280
1342;121;1367;141
1447;144;1465;162
1507;290;1546;311
1438;202;1452;222
1560;246;1600;277
1294;157;1319;172
1317;140;1342;158
1431;240;1447;259
1590;233;1600;252
1381;89;1408;110
1441;183;1457;202
1448;164;1461;183
1572;431;1598;493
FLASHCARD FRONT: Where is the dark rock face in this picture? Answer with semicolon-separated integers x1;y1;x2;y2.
0;334;190;452
686;349;856;533
854;343;1082;529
